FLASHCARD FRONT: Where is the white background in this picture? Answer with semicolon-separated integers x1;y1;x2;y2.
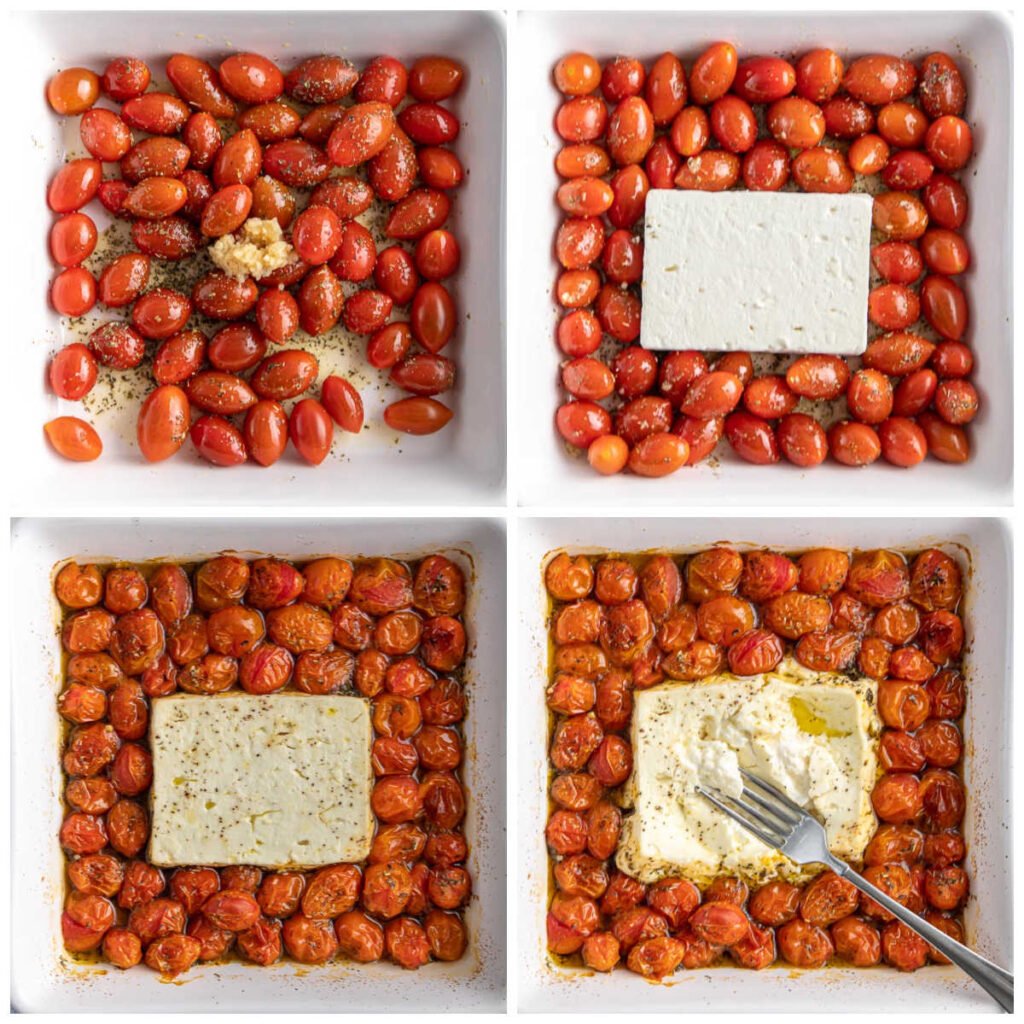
1;0;1019;1021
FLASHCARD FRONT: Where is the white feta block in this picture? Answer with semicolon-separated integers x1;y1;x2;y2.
640;190;873;355
616;661;880;884
149;692;373;869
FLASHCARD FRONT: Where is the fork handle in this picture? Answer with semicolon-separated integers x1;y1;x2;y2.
827;855;1013;1013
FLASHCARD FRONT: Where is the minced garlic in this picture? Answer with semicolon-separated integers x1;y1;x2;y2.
209;218;296;281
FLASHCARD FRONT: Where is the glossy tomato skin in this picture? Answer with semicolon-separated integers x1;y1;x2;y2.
244;400;288;466
48;159;102;214
137;386;190;463
190;415;247;467
724;412;779;464
50;344;98;400
319;377;364;433
45;417;102;462
51;213;98;267
153;329;207;386
51;268;97;316
384;397;454;436
289;399;334;465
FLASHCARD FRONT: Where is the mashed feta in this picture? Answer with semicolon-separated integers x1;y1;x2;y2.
616;660;880;884
209;217;296;281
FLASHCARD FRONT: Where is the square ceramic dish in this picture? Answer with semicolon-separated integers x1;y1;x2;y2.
13;10;506;508
10;516;506;1012
512;11;1012;507
514;516;1011;1012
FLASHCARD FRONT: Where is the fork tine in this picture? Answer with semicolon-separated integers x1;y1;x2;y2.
739;768;808;818
740;783;802;828
697;786;784;849
728;791;794;840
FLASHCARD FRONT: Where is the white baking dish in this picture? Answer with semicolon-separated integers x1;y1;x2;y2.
13;10;506;508
512;11;1012;507
10;516;506;1012
514;516;1011;1012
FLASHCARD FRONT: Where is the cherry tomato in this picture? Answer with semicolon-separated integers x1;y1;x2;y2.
786;355;850;400
628;433;689;477
710;95;757;153
190;415;247;467
795;49;844;102
926;116;972;171
777;413;827;467
45;417;102;462
411;282;456;352
51;267;96;316
556;401;611;448
829;421;881;466
49;343;98;401
879;417;928;467
646;52;687;125
689;42;738;105
822;97;874;138
674;150;740;191
734;56;796;102
724;412;779;464
137;385;190;462
48;67;100;114
919;412;969;464
920;275;968;340
848;134;890;175
843;55;917;105
288;398;334;465
791;147;853;192
923;174;968;229
50;213;98;268
742;140;790;190
766;97;824;150
588;434;629;475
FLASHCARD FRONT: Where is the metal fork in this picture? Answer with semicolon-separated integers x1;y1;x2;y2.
698;768;1013;1013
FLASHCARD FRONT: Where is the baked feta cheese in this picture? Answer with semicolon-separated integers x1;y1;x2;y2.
616;660;880;884
640;190;873;355
148;693;372;869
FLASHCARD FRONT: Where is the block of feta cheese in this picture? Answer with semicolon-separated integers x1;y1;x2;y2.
640;190;873;355
148;692;373;869
616;660;880;884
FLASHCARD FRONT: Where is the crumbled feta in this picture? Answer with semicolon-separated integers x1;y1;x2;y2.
617;660;880;884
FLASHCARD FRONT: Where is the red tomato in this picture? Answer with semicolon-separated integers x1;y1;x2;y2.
51;268;96;316
734;57;797;102
777;413;828;466
45;417;102;462
190;415;247;467
50;343;98;401
689;42;738;105
244;400;289;467
321;376;365;433
829;421;881;466
384;397;454;436
137;386;190;463
289;399;334;465
879;417;928;467
411;282;456;353
50;214;98;267
327;101;396;165
48;159;102;213
291;205;342;265
724;412;779;464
